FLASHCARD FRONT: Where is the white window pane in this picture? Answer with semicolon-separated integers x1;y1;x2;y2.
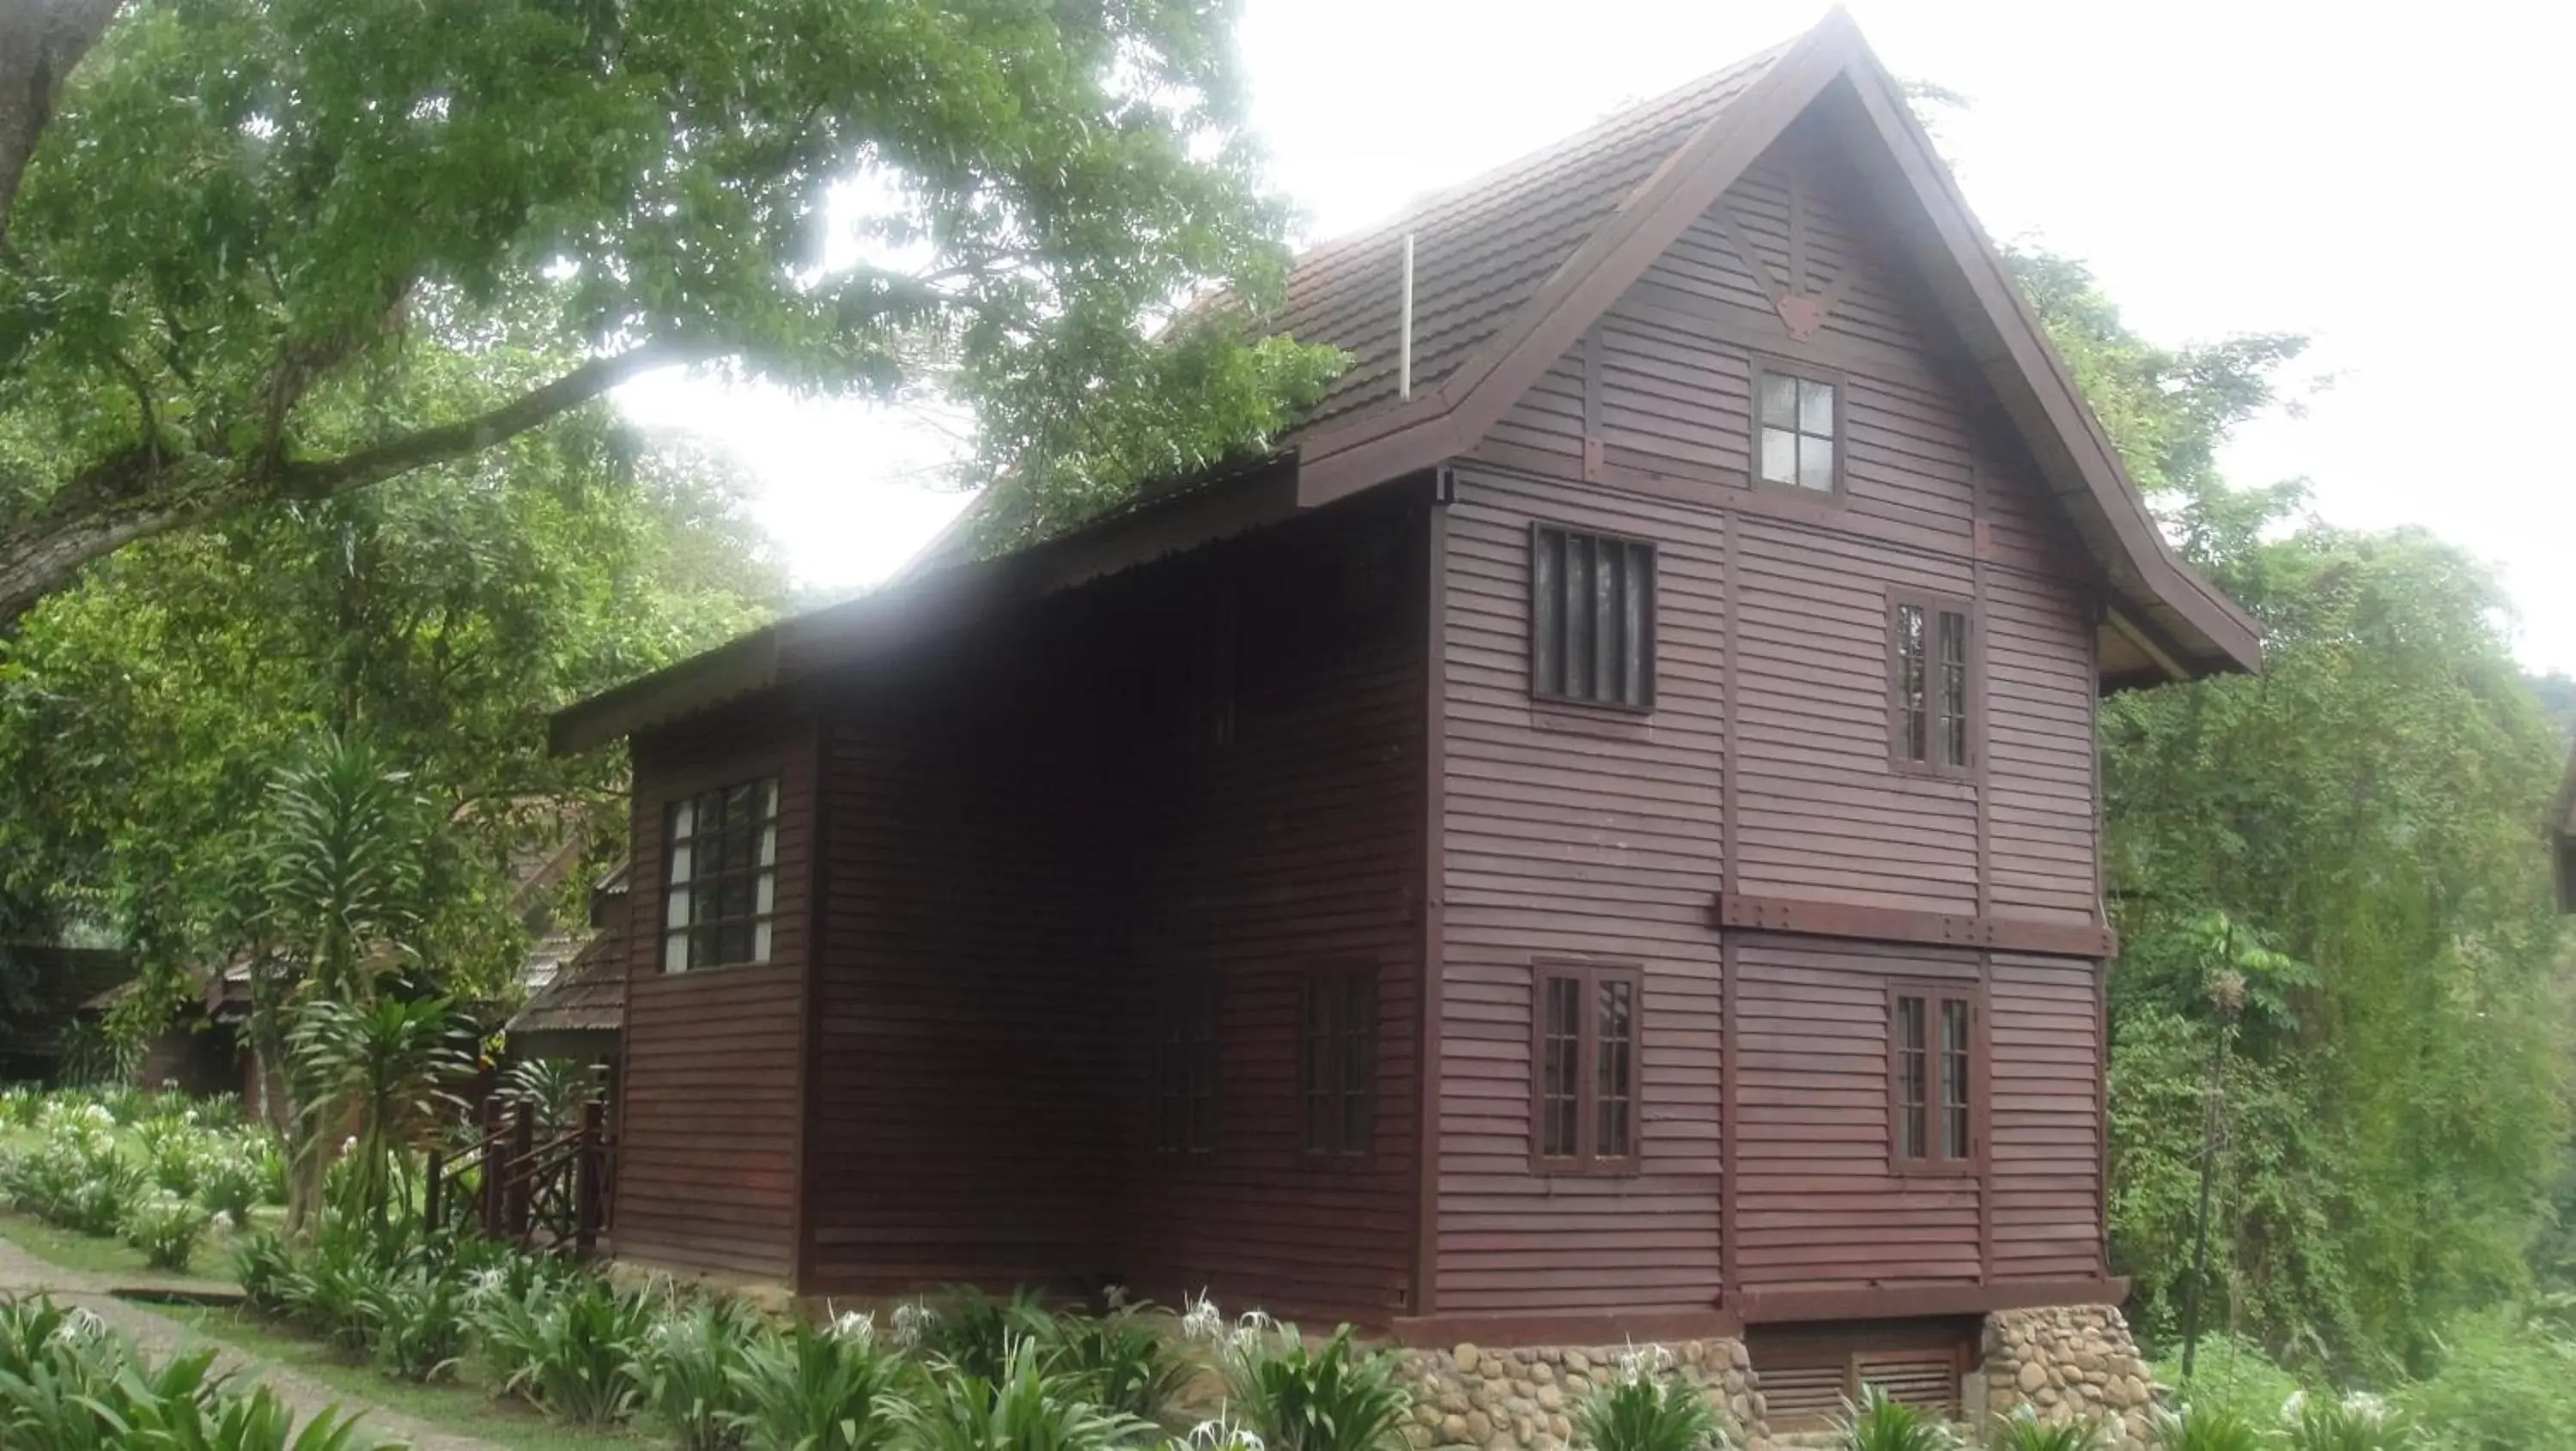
665;843;691;883
759;777;777;820
1799;378;1835;435
759;824;777;868
1759;427;1797;484
752;921;773;962
671;800;693;839
664;932;690;974
1798;435;1835;491
755;870;775;915
1759;373;1797;428
665;886;691;929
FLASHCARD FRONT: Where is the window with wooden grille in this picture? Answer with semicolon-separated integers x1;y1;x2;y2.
1530;525;1655;710
660;778;779;973
1299;966;1376;1157
1890;984;1978;1172
1891;594;1972;774
1755;367;1840;492
1749;1329;1971;1433
1532;962;1643;1172
1152;974;1219;1156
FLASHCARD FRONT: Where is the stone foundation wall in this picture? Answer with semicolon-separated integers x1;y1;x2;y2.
1395;1340;1769;1451
1978;1304;2159;1448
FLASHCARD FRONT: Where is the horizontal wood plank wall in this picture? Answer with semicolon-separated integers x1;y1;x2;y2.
805;614;1121;1294
1988;954;2106;1281
1438;120;2111;1319
1733;936;1978;1292
617;707;816;1283
1437;466;1728;1318
1113;498;1428;1325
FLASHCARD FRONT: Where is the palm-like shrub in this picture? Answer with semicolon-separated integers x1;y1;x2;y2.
1039;1306;1197;1426
1987;1405;2105;1451
475;1274;656;1424
365;1266;469;1383
234;1229;299;1315
122;1194;216;1272
726;1318;902;1451
2281;1393;2417;1451
2148;1404;2267;1451
896;1335;1151;1451
1835;1387;1956;1451
289;995;471;1235
1212;1315;1408;1451
199;1149;265;1223
1575;1350;1728;1451
636;1295;762;1451
919;1288;1058;1381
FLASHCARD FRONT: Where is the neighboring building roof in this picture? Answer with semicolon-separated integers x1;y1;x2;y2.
552;9;2261;755
510;932;626;1038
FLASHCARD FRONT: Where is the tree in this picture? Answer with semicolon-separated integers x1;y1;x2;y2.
0;0;1341;623
2011;247;2576;1376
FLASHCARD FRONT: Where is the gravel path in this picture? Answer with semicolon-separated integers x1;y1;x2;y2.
0;1229;507;1451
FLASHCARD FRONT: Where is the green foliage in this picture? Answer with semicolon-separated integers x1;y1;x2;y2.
0;1101;149;1235
471;1272;656;1424
0;0;1335;619
724;1318;901;1451
1984;1406;2101;1451
1833;1386;1956;1451
2147;1405;2266;1451
2147;1336;2306;1428
2394;1308;2576;1451
287;993;472;1234
121;1193;215;1272
635;1295;762;1451
1212;1315;1408;1451
1572;1351;1729;1451
1027;1302;1196;1426
890;1336;1151;1451
363;1266;470;1385
233;1228;297;1316
2280;1393;2417;1451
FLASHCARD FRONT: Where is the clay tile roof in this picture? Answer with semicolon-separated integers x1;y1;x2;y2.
1275;44;1789;443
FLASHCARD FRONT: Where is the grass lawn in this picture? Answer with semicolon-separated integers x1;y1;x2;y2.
0;1207;247;1285
166;1304;658;1451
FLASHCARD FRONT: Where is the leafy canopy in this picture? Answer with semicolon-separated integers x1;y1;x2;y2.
0;0;1342;620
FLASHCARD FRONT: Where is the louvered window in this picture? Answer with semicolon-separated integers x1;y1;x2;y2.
1152;974;1219;1156
661;779;779;973
1531;525;1656;710
1892;593;1972;774
1750;1335;1968;1433
1533;962;1643;1172
1300;966;1376;1157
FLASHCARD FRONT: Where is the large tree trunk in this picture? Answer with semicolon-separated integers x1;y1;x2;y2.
0;0;120;246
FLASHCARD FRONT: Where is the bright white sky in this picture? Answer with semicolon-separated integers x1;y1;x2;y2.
615;0;2576;677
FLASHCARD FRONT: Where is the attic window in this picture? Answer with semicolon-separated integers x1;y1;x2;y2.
662;779;779;973
1756;367;1840;492
1531;525;1656;710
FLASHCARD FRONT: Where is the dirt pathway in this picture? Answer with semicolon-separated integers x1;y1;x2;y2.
0;1230;507;1451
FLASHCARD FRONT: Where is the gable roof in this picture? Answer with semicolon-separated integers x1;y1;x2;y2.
554;9;2258;755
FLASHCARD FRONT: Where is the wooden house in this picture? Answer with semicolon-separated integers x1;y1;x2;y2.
549;12;2252;1430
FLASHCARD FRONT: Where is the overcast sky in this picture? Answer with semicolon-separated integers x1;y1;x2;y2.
615;0;2576;678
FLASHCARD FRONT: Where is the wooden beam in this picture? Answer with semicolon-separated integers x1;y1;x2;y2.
1731;1278;2131;1327
1716;893;2117;959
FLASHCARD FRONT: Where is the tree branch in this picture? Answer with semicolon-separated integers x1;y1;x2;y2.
273;343;679;499
0;0;122;248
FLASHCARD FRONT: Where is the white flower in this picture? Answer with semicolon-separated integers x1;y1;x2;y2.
210;1211;235;1234
1186;1420;1263;1451
465;1266;510;1306
2342;1392;2389;1423
341;1136;358;1156
2280;1390;2306;1424
890;1300;936;1351
1179;1293;1224;1345
832;1309;877;1345
1615;1342;1675;1384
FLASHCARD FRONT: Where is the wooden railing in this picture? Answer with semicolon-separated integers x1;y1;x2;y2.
426;1097;611;1254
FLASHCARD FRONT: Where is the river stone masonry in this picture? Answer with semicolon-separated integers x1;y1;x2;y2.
1395;1339;1771;1451
1978;1305;2159;1449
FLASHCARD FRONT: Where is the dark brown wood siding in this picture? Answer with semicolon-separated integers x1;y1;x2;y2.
1433;122;2109;1317
797;496;1426;1321
616;705;817;1283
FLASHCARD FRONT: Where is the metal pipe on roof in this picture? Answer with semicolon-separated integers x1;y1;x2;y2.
1398;232;1416;401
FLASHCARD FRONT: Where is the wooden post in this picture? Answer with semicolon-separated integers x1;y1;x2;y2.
575;1100;604;1255
424;1149;444;1233
506;1102;534;1242
478;1094;505;1237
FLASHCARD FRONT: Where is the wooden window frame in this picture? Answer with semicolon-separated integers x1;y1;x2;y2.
1528;960;1645;1175
1886;590;1976;779
1298;962;1377;1162
1886;980;1982;1176
1528;522;1657;714
659;775;781;974
1748;358;1849;498
1151;973;1220;1157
